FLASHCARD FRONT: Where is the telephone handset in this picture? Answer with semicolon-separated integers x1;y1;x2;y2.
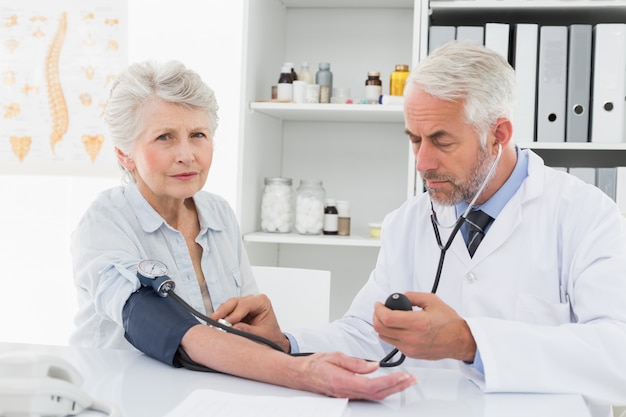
0;351;118;416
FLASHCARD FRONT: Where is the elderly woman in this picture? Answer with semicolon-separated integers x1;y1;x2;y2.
70;60;414;399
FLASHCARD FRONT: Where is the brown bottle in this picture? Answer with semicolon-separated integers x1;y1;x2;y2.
365;71;382;103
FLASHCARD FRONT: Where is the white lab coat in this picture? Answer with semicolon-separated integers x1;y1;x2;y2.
291;150;626;414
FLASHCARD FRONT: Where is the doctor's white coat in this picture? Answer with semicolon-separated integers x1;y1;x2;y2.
290;150;626;413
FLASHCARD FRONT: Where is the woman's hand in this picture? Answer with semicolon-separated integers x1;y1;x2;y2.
291;352;417;400
182;324;416;400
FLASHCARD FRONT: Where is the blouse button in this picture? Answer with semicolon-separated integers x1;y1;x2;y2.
466;272;477;283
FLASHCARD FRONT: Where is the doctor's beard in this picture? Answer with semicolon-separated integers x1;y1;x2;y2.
422;145;495;206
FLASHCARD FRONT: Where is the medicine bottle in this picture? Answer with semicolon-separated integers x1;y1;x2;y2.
299;61;314;84
284;62;298;81
389;64;409;96
365;71;382;103
336;200;351;236
323;199;339;235
260;177;294;233
315;62;333;103
295;179;325;235
277;65;294;101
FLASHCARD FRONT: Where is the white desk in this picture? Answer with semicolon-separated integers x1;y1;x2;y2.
0;342;591;417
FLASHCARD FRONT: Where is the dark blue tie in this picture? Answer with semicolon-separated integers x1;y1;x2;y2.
465;210;493;257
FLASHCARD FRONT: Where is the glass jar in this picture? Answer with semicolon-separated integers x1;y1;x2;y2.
295;179;325;235
260;177;294;233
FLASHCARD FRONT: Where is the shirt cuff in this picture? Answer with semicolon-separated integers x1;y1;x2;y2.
285;332;300;354
471;348;485;374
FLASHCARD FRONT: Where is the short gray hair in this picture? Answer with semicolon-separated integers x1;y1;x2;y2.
105;60;219;178
405;41;516;144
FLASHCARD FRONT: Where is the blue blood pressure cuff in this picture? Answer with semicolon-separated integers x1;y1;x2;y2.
122;286;201;368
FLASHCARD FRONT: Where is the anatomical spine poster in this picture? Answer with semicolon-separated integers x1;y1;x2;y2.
0;0;126;175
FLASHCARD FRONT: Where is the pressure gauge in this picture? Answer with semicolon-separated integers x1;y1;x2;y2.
136;260;175;297
137;259;168;279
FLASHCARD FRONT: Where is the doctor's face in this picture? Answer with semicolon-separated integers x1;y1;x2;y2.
404;87;496;206
116;98;214;211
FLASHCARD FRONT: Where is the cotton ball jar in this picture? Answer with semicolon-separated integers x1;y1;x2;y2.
295;179;325;235
260;177;294;233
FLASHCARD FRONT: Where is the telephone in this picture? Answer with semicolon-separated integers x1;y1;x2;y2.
0;351;118;417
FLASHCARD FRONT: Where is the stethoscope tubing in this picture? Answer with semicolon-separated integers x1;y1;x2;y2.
381;143;503;366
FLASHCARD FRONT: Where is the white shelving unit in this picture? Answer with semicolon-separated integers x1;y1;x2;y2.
238;0;626;319
239;0;416;319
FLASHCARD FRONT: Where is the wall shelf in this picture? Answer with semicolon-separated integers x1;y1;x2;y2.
243;231;381;247
249;102;404;123
518;143;626;167
430;0;625;10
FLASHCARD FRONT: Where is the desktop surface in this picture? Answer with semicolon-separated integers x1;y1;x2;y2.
0;342;591;417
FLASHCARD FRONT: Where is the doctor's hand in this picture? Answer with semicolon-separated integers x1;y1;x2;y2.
211;295;290;352
373;292;477;363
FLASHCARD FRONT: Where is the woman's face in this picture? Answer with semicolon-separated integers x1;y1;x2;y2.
117;98;214;209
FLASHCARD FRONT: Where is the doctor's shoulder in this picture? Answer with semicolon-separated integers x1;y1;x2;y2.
546;167;620;219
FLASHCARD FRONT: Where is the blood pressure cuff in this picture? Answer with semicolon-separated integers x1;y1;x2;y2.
122;286;201;367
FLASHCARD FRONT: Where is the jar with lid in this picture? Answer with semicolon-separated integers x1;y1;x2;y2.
336;200;351;236
315;62;333;103
295;179;325;235
390;64;409;96
365;71;382;103
260;177;294;233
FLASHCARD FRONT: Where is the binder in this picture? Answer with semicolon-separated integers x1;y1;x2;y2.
590;24;626;144
596;167;617;200
429;26;456;54
536;26;568;142
512;24;538;143
565;25;592;142
456;26;484;45
597;167;626;216
485;23;510;62
617;167;626;216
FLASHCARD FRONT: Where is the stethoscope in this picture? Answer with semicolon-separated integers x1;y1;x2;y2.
429;141;502;293
379;142;502;367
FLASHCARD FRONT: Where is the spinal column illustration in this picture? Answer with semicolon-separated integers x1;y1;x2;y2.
45;12;68;154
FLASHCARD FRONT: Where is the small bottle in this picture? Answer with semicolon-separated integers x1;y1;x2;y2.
390;64;410;96
299;61;314;84
277;65;294;101
315;62;333;103
260;177;294;233
283;61;298;82
323;199;339;235
336;200;351;236
365;71;382;103
295;180;325;235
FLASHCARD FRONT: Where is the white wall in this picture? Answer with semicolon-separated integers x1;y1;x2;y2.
1;1;245;346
